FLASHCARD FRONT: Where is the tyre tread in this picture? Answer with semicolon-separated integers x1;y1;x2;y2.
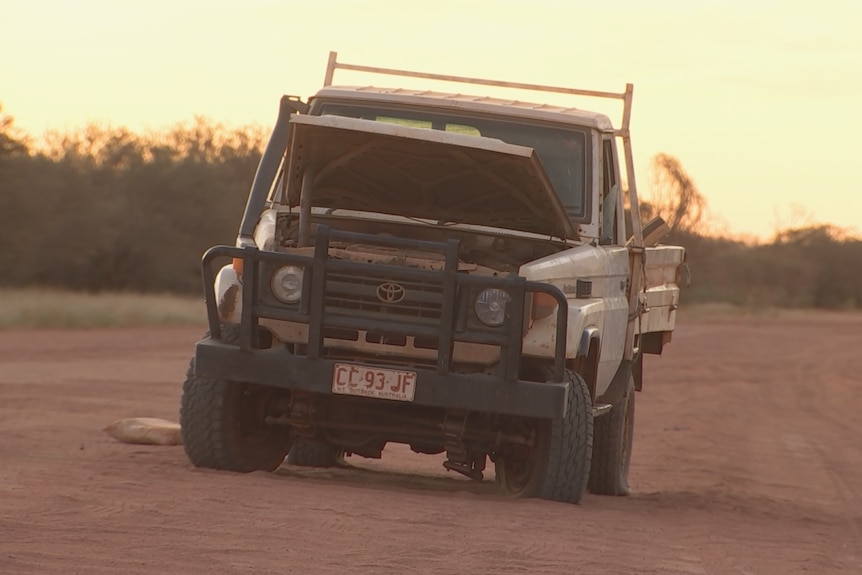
540;370;594;503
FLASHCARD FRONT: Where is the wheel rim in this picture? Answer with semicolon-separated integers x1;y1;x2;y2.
235;384;281;447
498;420;548;496
501;443;538;493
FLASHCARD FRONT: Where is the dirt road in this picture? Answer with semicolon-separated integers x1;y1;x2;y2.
1;315;860;574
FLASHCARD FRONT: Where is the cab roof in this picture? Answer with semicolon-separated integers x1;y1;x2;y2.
310;86;616;132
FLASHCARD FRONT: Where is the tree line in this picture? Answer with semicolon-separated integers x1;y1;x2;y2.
1;105;263;293
640;154;862;309
2;105;860;308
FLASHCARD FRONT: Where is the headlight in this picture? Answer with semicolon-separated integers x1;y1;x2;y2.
271;266;304;304
474;288;512;327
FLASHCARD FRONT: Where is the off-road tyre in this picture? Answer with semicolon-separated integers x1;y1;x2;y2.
496;368;593;504
180;325;290;472
588;374;635;495
287;438;344;468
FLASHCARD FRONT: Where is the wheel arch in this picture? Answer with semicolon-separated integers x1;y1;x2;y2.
597;359;634;405
570;327;600;399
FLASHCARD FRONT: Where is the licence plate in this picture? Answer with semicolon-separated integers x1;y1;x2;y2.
331;363;417;402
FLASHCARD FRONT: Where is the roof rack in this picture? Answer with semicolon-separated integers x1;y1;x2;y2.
322;51;643;247
324;51;633;136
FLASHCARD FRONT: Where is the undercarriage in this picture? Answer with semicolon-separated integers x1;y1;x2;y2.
266;389;542;481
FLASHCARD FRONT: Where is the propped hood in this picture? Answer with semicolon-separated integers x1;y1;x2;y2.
284;114;577;240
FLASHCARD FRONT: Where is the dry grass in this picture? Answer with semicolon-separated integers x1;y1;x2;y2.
0;289;206;329
3;289;857;330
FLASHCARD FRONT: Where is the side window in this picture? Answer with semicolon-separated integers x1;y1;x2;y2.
601;139;619;245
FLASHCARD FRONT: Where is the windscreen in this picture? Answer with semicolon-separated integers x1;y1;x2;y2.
316;102;588;220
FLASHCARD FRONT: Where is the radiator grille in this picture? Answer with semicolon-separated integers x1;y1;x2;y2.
324;271;443;325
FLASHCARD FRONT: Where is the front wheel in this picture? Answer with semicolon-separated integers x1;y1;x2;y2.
180;326;291;472
495;368;593;504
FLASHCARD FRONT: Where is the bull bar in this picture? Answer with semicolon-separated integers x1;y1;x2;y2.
195;225;571;419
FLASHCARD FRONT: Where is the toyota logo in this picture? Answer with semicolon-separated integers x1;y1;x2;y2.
377;282;406;303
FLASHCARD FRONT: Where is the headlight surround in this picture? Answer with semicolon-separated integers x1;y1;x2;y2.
474;288;512;327
530;291;559;320
271;265;304;304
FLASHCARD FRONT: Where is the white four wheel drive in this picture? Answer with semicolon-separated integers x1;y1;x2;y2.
180;52;685;504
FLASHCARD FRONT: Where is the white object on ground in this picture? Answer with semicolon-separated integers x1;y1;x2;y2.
103;417;182;446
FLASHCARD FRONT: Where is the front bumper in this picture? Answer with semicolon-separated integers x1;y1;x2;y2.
195;338;569;419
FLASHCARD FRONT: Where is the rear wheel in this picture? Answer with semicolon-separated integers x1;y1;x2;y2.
589;374;635;495
287;438;344;468
180;325;291;472
495;367;593;504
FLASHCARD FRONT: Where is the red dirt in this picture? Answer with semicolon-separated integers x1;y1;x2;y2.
1;316;861;574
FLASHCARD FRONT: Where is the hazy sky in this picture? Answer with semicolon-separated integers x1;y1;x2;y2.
4;0;861;239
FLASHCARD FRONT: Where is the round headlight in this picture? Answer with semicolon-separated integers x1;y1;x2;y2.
474;288;512;327
271;266;304;304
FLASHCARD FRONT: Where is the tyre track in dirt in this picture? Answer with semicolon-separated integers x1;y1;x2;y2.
744;319;862;549
784;325;862;545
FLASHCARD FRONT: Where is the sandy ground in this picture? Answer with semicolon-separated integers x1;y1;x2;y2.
1;315;861;574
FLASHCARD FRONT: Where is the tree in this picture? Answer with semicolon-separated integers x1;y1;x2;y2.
647;153;707;234
0;104;29;158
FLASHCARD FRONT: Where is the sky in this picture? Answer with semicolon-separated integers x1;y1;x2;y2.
3;0;861;240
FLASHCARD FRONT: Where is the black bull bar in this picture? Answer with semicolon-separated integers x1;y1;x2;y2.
196;226;571;419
